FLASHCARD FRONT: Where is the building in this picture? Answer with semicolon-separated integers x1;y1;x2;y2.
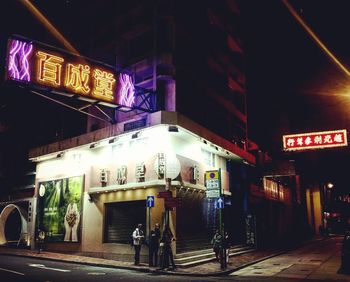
0;0;305;261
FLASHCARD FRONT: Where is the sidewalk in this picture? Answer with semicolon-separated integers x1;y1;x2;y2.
0;237;325;277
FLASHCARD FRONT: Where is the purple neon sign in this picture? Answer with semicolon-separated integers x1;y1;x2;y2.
8;39;33;82
5;37;142;109
118;73;135;108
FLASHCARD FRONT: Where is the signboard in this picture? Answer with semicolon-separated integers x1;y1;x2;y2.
116;165;127;185
154;152;181;180
245;214;256;247
205;170;221;198
215;197;224;209
283;129;347;151
146;196;154;208
135;162;145;182
165;197;181;209
206;189;220;198
157;191;172;198
38;175;83;242
5;36;136;108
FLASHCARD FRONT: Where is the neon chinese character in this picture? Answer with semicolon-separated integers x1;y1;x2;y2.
334;134;343;143
65;63;90;94
92;68;115;101
304;136;312;145
297;137;303;146
37;51;64;86
323;135;332;143
314;136;322;144
287;138;295;147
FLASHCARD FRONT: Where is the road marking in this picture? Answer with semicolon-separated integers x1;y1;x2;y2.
28;263;71;272
0;267;25;276
87;272;106;275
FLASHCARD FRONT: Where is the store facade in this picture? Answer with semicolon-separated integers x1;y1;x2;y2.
29;111;255;260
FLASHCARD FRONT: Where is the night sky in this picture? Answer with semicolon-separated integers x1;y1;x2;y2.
242;1;350;194
2;1;350;194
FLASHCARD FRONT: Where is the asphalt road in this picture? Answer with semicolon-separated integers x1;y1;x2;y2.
0;255;195;282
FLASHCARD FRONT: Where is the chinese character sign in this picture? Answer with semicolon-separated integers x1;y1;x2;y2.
283;129;348;151
5;37;135;108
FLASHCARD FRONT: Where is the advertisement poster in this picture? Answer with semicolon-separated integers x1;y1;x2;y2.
38;176;83;242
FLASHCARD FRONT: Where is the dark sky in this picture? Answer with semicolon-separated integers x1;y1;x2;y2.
2;1;350;194
242;1;350;194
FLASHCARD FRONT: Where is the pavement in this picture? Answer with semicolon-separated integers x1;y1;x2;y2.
0;236;331;277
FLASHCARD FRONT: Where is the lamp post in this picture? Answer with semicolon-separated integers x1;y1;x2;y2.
322;182;334;235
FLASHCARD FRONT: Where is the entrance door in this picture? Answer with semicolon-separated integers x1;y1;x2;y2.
104;200;146;243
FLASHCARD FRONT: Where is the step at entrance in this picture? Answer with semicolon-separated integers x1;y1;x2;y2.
174;244;255;268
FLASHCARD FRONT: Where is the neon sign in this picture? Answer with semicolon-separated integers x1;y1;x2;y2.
283;129;348;151
5;37;135;108
8;39;33;81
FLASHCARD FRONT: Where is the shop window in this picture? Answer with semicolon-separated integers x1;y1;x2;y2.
104;200;146;243
201;149;215;168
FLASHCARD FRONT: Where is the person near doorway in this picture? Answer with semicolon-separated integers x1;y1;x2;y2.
159;225;176;270
211;229;222;261
223;231;230;266
132;223;144;265
150;223;161;267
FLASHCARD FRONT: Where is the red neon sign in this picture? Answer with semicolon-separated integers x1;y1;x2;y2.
283;129;348;151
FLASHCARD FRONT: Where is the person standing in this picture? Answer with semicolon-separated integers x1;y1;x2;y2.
150;223;161;267
211;230;222;261
223;231;230;267
132;223;144;265
160;226;176;270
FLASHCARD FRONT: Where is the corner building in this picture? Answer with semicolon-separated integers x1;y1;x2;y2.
26;0;260;261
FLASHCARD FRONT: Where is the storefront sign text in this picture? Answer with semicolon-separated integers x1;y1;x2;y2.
283;129;347;151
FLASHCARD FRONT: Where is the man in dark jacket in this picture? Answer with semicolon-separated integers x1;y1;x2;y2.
149;223;161;266
159;226;176;270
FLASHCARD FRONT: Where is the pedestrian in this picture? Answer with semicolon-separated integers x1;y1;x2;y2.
37;229;45;254
211;229;222;261
159;225;176;270
150;223;161;267
223;231;230;266
132;223;144;265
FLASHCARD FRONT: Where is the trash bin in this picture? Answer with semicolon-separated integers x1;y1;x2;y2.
339;231;350;274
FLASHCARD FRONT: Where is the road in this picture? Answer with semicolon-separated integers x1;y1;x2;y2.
0;236;349;281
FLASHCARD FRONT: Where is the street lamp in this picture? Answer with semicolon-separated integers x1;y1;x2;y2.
322;182;334;235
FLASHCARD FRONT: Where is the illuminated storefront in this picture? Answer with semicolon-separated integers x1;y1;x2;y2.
29;112;252;259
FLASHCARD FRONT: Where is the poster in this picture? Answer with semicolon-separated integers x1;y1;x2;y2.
38;175;83;242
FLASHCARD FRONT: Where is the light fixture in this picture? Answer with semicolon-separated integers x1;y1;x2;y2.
89;143;99;149
77;96;97;103
109;137;118;144
131;132;140;139
56;152;64;158
168;125;179;132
